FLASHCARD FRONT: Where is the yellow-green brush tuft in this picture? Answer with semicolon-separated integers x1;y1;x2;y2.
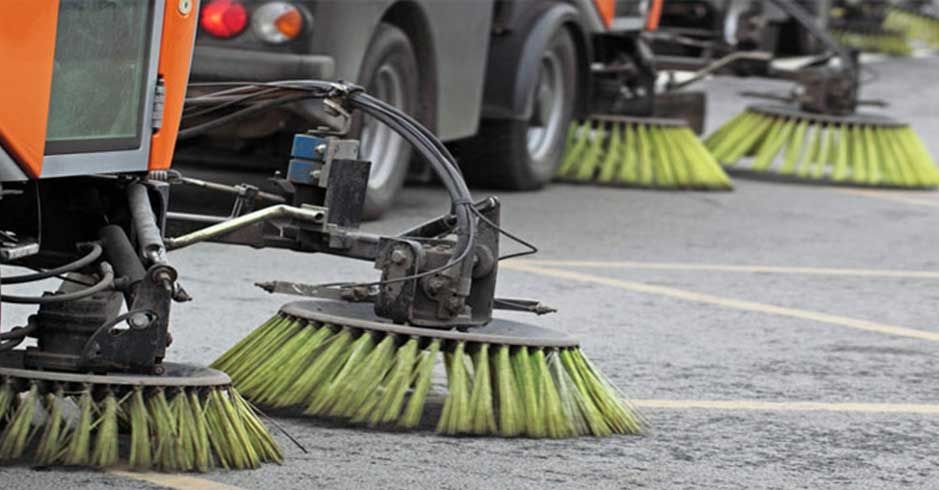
398;339;439;429
186;391;214;472
35;389;67;466
706;107;939;188
557;117;733;190
128;387;152;470
884;7;939;48
437;342;471;435
213;313;644;438
0;376;280;472
467;345;497;435
832;27;912;56
63;386;94;466
149;388;183;472
91;391;120;468
0;379;13;421
0;383;39;459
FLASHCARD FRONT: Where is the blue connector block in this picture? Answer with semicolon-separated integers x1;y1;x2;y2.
288;159;319;185
291;134;326;160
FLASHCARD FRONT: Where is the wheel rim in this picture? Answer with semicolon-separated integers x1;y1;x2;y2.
526;50;567;166
360;63;407;192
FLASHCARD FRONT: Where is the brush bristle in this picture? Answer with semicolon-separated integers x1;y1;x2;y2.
557;119;733;190
706;108;939;188
832;28;912;56
63;387;94;466
0;383;39;459
884;7;939;48
213;315;644;438
0;377;280;472
35;389;67;465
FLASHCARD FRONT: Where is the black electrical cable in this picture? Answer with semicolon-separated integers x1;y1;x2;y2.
177;93;319;141
349;91;539;260
347;92;539;259
1;263;114;304
182;87;283;121
0;335;28;353
275;82;478;287
176;81;541;287
0;319;37;353
347;91;541;257
1;242;102;285
471;211;539;261
0;320;37;341
21;266;96;287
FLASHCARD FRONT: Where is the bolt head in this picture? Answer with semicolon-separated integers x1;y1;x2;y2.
128;312;153;329
178;0;193;15
390;249;409;265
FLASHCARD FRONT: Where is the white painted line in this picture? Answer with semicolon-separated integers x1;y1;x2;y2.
503;262;939;342
509;259;939;279
109;471;244;490
634;399;939;414
837;188;939;208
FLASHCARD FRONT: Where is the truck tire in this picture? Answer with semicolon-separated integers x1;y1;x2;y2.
458;27;578;190
355;23;419;219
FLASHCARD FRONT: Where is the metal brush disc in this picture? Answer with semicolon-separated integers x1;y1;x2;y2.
588;114;689;128
0;351;230;387
749;105;906;128
280;300;579;348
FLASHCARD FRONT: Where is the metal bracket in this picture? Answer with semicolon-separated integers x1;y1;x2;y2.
80;265;172;373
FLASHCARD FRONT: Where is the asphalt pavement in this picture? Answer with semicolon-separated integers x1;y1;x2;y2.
3;56;939;489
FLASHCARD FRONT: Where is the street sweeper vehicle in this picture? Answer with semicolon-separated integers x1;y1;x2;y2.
185;0;737;211
830;0;939;54
703;0;939;187
0;0;639;472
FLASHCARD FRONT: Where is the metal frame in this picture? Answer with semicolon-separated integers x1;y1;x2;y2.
281;300;578;348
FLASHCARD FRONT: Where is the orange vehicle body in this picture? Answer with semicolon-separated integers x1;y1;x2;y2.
151;0;199;171
0;0;197;178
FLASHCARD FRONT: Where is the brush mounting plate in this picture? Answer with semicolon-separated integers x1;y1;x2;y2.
0;351;229;388
280;300;579;348
587;114;689;128
750;105;905;128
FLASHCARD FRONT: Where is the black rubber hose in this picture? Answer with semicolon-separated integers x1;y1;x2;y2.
176;81;479;277
176;93;313;141
0;320;37;341
99;226;145;283
0;242;102;285
1;262;114;304
127;183;166;263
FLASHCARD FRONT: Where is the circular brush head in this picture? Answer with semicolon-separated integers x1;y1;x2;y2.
884;7;939;48
832;26;912;56
212;300;643;438
705;105;939;188
0;355;281;471
556;115;733;190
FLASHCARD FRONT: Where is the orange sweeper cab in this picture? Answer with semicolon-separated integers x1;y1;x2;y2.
0;1;286;472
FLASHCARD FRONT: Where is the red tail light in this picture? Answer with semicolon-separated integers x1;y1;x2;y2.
200;0;248;39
